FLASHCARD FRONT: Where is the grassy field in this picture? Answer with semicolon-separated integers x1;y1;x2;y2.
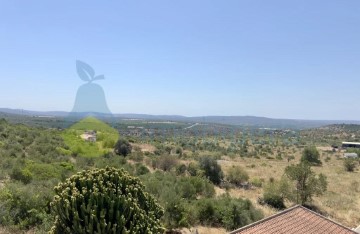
215;147;360;229
60;117;119;157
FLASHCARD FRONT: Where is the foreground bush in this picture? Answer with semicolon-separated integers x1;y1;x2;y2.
195;195;263;230
0;181;53;229
50;167;164;234
140;171;215;229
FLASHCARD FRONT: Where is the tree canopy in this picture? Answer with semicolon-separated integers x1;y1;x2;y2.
284;162;327;205
199;156;224;185
301;146;322;165
114;138;132;156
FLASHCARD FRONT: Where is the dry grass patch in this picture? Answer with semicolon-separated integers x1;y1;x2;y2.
181;226;226;234
216;149;360;228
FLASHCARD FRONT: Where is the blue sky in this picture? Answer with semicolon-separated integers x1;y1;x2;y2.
0;1;359;120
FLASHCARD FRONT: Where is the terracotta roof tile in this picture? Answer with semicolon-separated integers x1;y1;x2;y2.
229;205;356;234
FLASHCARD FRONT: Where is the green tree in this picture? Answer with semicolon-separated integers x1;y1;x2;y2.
50;167;164;234
301;146;322;165
114;138;132;156
284;162;327;205
199;156;223;185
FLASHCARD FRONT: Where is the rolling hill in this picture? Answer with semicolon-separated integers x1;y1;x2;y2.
1;108;360;129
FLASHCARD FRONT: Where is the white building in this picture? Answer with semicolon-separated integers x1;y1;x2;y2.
344;153;358;158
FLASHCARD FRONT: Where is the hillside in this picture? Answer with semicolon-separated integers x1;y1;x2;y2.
1;118;360;233
2;108;360;129
60;117;119;157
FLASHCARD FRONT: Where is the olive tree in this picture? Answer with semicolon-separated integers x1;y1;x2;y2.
284;162;327;205
114;138;132;156
301;146;322;166
199;156;223;185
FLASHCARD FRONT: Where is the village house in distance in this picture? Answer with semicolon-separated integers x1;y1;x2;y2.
342;141;360;158
342;142;360;149
81;130;97;142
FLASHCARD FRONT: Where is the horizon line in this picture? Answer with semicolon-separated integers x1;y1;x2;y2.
1;107;360;122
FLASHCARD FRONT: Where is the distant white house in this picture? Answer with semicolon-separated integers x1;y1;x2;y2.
81;130;97;142
342;142;360;149
344;153;358;158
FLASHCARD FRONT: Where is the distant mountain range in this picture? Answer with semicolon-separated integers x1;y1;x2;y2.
1;108;359;129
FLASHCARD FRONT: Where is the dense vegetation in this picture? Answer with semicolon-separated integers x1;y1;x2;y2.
61;117;119;157
0;118;264;233
0;116;359;233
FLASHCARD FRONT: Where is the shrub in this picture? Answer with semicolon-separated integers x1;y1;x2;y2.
176;164;187;175
0;182;53;229
187;162;202;176
262;177;291;209
250;177;263;188
59;162;75;171
50;167;164;234
155;155;178;172
134;163;150;176
102;138;115;148
199;156;223;185
344;158;357;172
25;162;62;181
163;200;190;229
178;177;215;199
129;151;144;162
10;167;33;184
263;193;285;209
140;171;215;229
196;199;219;226
226;166;249;186
195;196;263;231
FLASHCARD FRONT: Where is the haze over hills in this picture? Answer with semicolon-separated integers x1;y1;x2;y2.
1;108;360;130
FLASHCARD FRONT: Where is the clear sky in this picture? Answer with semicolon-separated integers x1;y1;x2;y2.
0;1;359;120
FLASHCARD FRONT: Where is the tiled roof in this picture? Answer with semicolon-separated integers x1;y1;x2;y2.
229;205;356;234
